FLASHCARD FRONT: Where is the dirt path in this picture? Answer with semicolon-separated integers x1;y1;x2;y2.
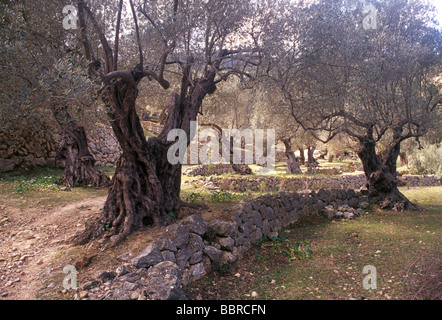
0;195;106;299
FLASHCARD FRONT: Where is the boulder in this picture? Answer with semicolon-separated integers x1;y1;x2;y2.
144;261;187;300
163;224;190;249
181;214;208;236
131;243;163;269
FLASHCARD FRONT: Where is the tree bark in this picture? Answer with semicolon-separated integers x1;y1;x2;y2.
357;126;420;211
74;67;220;246
307;146;318;167
53;106;110;189
298;146;305;165
282;138;301;174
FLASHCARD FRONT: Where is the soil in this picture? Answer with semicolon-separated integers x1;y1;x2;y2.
0;195;107;299
0;191;232;300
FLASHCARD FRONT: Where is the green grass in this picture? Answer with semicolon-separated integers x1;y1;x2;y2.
185;186;442;300
0;167;109;208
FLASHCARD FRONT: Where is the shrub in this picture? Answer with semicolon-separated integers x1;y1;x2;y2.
408;143;442;179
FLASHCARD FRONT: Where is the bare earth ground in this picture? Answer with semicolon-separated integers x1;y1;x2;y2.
0;184;440;300
0;190;229;300
0;195;108;299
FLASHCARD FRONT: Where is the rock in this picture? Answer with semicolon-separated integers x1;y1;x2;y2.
163;224;189;249
189;250;203;265
0;159;19;173
182;262;206;285
131;243;163;269
117;253;131;262
156;238;177;252
208;219;237;237
335;211;344;217
203;245;223;264
144;261;187;300
115;265;131;277
359;186;369;195
323;205;335;219
348;197;359;208
343;211;354;219
96;271;116;283
181;214;208;236
162;250;177;263
217;237;235;251
268;231;278;239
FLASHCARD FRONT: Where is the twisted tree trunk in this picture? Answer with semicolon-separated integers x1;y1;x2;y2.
298;146;305;165
282;138;301;174
358;126;420;211
53;106;110;189
74;67;219;246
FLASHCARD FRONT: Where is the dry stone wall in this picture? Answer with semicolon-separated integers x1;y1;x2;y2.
73;188;368;300
186;174;440;193
0;125;122;172
0;129;58;173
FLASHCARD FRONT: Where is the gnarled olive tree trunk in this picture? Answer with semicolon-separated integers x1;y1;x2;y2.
53;107;110;189
357;126;420;211
282;138;301;174
75;68;219;246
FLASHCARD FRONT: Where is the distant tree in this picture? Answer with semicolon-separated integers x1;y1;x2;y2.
0;1;110;188
262;0;442;210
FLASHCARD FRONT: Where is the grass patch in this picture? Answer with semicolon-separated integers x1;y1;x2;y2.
185;186;442;300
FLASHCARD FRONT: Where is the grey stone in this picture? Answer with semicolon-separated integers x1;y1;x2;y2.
182;262;206;285
156;238;177;252
266;207;275;220
176;248;193;269
163;224;189;249
115;265;131;277
208;219;237;237
162;250;177;263
131;243;163;269
348;197;359;208
217;236;235;251
0;159;19;173
144;261;186;300
250;210;263;228
188;233;204;252
189;250;203;265
343;211;354;219
181;214;208;236
268;231;278;239
118;272;141;283
221;251;235;265
203;245;223;264
96;270;116;283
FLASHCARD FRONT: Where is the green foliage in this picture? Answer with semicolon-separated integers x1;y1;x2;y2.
167;211;177;220
0;169;61;194
208;191;235;202
256;234;313;262
102;221;112;232
186;192;205;203
408;143;442;179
